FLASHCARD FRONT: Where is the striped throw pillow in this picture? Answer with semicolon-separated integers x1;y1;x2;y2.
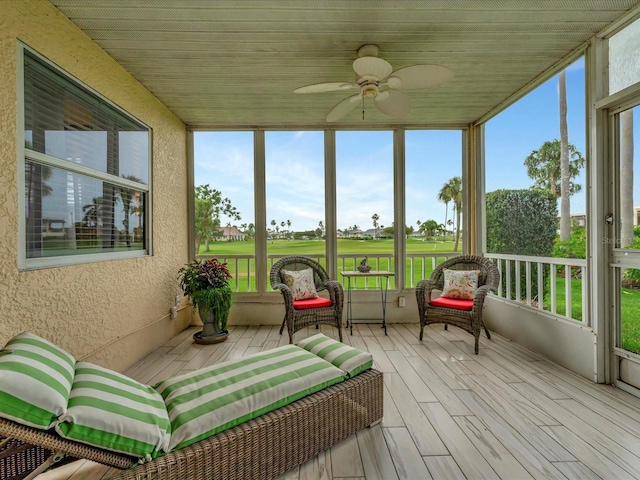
155;345;345;452
0;332;76;429
56;362;171;459
296;333;373;378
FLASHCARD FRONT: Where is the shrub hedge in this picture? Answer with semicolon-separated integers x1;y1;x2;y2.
486;189;557;300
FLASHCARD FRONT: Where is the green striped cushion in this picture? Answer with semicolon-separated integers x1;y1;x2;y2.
154;345;345;452
296;333;373;378
56;362;171;459
0;332;76;429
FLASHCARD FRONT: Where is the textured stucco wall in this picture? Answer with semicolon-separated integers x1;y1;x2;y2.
0;0;191;371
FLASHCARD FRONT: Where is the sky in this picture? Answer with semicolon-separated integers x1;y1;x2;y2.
194;56;640;233
485;57;588;214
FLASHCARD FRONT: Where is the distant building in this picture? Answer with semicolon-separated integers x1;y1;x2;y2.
562;208;639;228
217;226;245;241
363;228;391;239
343;228;363;238
569;213;586;227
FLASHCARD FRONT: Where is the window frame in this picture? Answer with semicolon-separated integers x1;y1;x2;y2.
190;126;469;293
17;42;152;270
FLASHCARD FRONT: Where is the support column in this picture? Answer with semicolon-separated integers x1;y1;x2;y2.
254;131;267;294
462;126;477;255
325;130;337;278
393;129;406;289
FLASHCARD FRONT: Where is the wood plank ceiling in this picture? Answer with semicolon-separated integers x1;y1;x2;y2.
50;0;640;128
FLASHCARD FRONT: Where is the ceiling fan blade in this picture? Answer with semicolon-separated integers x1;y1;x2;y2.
293;82;357;94
391;64;453;90
374;90;411;118
353;56;393;79
326;94;361;122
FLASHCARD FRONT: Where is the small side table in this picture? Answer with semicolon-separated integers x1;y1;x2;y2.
341;271;395;335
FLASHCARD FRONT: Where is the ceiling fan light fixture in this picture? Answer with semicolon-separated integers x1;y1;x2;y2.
353;56;393;79
362;85;378;98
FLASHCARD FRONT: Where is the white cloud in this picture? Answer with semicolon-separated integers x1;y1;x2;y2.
195;130;468;231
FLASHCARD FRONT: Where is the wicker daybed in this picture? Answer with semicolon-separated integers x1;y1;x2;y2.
0;333;383;480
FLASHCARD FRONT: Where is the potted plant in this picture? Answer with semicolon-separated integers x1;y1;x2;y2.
178;258;233;344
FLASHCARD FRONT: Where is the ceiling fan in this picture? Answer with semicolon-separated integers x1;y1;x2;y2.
293;44;453;122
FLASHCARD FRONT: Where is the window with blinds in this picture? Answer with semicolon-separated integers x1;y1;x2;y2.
21;48;150;268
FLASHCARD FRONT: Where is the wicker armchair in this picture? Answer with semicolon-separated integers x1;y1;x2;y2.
416;255;500;354
270;256;344;343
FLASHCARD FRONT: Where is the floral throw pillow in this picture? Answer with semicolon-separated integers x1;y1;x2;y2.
441;269;480;300
282;268;318;301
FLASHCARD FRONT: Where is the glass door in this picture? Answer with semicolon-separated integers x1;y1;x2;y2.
611;104;640;392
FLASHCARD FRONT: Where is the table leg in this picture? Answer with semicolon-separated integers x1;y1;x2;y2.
380;275;388;335
347;277;353;336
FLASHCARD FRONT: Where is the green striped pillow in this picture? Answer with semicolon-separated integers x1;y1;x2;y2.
56;362;171;459
0;332;76;429
296;333;373;378
154;345;345;452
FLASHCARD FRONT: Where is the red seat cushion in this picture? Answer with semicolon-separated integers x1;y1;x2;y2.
293;297;333;310
429;297;474;311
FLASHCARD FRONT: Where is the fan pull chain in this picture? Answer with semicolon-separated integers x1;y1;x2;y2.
362;96;365;120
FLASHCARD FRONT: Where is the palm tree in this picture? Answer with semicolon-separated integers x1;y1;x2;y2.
25;160;53;254
132;191;143;243
287;219;292;239
371;213;380;239
437;184;452;235
82;197;104;228
559;69;571;241
524;140;585;198
419;219;438;242
270;219;276;235
116;175;142;248
441;176;463;251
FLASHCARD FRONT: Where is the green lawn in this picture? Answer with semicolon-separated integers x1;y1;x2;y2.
40;238;145;256
202;237;458;255
543;277;583;321
198;238;459;290
621;289;640;354
545;277;640;354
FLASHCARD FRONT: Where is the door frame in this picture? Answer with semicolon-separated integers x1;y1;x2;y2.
607;99;640;396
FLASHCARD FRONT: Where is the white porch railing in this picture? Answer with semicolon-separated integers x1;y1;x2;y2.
197;252;587;323
197;252;462;292
405;253;460;288
484;253;588;325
